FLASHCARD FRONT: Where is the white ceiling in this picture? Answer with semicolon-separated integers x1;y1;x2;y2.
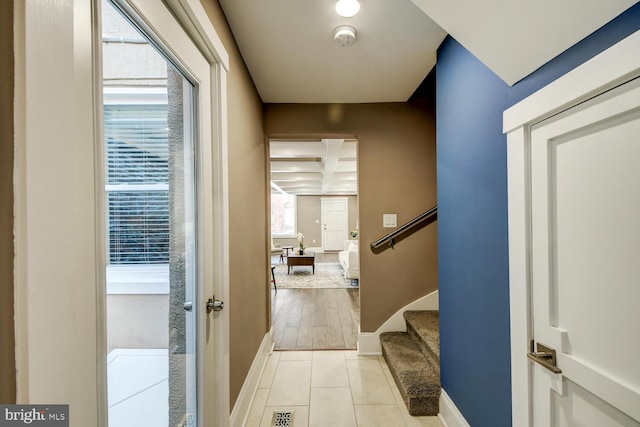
218;0;637;103
223;0;637;192
410;0;638;85
270;139;357;195
218;0;446;103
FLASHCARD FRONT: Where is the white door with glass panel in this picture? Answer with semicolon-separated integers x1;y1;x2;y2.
102;0;222;426
322;198;349;251
526;77;640;426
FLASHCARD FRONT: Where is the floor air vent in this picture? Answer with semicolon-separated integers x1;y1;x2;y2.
271;409;294;427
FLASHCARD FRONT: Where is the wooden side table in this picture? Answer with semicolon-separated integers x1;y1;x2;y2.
286;251;315;274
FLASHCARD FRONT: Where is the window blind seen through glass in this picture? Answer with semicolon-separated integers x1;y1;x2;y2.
105;104;170;264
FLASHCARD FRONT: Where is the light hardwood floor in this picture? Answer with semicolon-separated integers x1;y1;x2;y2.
271;251;360;350
271;288;360;350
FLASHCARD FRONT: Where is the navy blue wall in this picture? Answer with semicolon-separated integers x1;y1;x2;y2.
436;4;640;426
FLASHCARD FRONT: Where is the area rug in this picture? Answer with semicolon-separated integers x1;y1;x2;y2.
273;262;355;289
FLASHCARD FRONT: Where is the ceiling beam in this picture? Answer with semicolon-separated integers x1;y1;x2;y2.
270;181;288;195
321;139;343;193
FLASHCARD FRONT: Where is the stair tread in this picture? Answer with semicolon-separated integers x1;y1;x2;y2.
380;331;440;416
404;310;439;360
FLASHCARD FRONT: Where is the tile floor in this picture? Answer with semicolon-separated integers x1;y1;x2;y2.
107;349;170;427
244;350;444;427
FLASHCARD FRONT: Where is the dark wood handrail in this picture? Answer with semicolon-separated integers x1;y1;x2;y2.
370;205;437;249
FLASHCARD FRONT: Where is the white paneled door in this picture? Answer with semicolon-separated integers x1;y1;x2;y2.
322;198;349;251
528;77;640;426
101;0;225;426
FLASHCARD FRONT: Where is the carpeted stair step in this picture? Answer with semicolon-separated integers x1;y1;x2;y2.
404;310;439;363
380;331;440;416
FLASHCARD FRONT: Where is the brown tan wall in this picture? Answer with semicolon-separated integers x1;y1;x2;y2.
275;195;358;249
199;1;268;408
265;103;437;332
0;1;16;404
297;196;320;245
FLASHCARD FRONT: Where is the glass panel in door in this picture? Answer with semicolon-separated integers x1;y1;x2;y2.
102;1;197;425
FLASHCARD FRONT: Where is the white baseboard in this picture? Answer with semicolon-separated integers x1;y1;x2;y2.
357;290;439;355
230;328;274;427
439;389;471;427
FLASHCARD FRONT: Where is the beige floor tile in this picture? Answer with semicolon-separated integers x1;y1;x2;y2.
267;360;312;406
258;352;281;389
311;358;350;388
404;415;444;427
347;359;396;405
309;387;357;427
390;385;403;405
390;386;443;427
378;355;397;387
312;350;346;360
344;350;379;360
354;404;405;427
260;406;309;427
279;351;313;361
244;388;269;427
250;349;441;427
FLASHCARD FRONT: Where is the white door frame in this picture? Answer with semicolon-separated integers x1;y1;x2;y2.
13;0;230;425
504;30;640;427
321;197;349;251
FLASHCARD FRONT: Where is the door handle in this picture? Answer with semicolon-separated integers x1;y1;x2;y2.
527;341;562;373
183;301;193;311
206;296;224;313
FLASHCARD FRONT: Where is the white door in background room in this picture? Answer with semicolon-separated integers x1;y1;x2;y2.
506;33;640;427
322;198;349;251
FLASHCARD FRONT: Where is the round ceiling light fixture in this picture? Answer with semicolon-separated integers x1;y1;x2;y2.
333;25;357;47
335;0;360;17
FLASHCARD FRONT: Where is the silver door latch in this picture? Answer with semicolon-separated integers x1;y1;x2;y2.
206;296;224;313
527;340;562;374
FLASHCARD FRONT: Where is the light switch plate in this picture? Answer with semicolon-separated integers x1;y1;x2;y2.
383;214;397;228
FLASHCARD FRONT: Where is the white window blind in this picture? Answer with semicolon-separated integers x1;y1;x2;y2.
104;104;170;264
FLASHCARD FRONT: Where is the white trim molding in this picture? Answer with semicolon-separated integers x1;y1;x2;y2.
504;29;640;427
439;389;471;427
154;0;233;424
358;290;439;355
163;0;230;71
14;1;100;421
504;30;640;134
304;246;324;253
230;330;274;427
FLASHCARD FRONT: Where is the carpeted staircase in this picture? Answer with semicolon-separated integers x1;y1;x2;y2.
380;310;440;416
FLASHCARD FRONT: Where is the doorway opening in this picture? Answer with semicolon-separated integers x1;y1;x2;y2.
268;139;360;350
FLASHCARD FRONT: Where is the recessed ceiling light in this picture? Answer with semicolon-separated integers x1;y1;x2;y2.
335;0;360;17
